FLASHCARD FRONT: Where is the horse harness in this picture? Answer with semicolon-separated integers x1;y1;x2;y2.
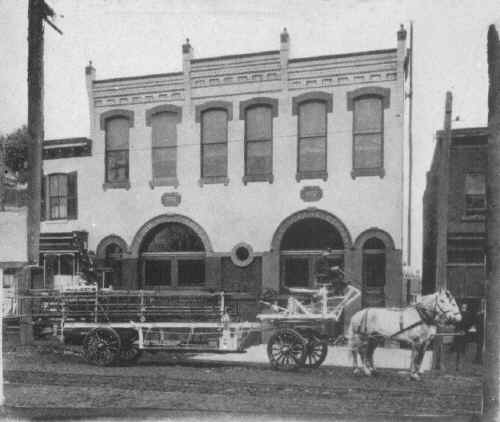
358;299;437;340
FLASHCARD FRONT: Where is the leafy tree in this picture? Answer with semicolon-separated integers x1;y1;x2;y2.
1;125;29;183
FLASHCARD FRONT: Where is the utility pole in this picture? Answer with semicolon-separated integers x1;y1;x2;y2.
22;0;61;344
484;23;500;422
407;21;414;267
432;91;452;370
26;0;61;266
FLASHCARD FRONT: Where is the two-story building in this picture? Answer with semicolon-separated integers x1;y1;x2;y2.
40;27;408;321
422;126;487;310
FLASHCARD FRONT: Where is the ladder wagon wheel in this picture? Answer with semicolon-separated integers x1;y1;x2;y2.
304;334;328;369
267;328;307;371
82;327;121;366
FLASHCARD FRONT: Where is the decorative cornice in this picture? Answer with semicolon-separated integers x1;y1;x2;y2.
239;97;279;120
292;91;333;115
43;138;92;160
346;86;391;110
99;109;135;130
195;100;233;122
145;104;183;126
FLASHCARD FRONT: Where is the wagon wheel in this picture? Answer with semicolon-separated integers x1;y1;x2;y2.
83;327;121;366
267;329;307;371
304;334;328;368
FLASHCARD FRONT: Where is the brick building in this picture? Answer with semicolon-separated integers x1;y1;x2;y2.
422;126;487;307
40;27;409;320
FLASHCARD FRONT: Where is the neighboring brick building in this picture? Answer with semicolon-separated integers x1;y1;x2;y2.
422;127;487;306
40;27;409;321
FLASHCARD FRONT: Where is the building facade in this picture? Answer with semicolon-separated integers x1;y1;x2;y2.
422;127;487;307
41;27;408;320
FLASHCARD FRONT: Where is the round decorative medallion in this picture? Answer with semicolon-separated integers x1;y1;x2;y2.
230;242;254;267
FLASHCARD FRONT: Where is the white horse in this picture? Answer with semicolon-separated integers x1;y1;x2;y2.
347;289;462;380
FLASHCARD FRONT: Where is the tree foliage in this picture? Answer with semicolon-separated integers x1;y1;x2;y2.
1;125;29;182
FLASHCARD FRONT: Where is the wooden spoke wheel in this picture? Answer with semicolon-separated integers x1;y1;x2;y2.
267;329;307;371
304;334;328;368
83;327;121;366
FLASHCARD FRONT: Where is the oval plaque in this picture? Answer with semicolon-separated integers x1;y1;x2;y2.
300;186;323;202
161;192;181;207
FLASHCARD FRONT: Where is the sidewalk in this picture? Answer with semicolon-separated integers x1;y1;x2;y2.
192;344;433;371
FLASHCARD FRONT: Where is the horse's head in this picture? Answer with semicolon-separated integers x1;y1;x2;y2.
435;289;462;324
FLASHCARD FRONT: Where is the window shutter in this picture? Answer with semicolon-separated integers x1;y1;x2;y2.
40;175;46;221
67;171;78;219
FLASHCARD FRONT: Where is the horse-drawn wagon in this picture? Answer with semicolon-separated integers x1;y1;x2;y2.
50;280;361;370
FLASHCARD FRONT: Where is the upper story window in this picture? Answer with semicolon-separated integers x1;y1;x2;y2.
465;173;486;217
100;109;134;190
201;109;228;183
347;87;390;179
298;101;327;180
146;105;182;188
353;97;383;171
41;172;78;221
105;117;130;185
245;105;273;182
292;92;332;182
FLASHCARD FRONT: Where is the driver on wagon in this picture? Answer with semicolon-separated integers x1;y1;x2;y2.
315;248;347;294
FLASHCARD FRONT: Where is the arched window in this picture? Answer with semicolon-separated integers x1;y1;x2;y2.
244;105;273;182
362;237;386;307
105;116;130;185
201;109;228;182
297;101;327;180
353;97;383;172
140;223;206;288
104;243;123;288
280;218;344;288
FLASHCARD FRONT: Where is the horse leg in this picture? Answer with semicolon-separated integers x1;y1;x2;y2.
359;340;372;376
409;344;419;380
367;337;378;375
350;335;362;375
410;343;426;381
416;341;429;376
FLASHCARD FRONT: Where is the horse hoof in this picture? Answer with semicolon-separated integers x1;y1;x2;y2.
353;368;361;376
363;368;372;376
410;373;421;381
371;369;378;377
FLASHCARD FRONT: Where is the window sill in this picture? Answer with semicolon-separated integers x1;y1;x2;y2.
295;170;328;182
44;219;70;224
198;176;229;186
149;177;179;189
103;180;131;191
143;285;207;291
243;174;274;185
351;168;385;179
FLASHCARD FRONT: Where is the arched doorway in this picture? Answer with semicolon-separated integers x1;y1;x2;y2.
279;217;345;289
139;222;206;288
103;243;123;288
362;237;386;307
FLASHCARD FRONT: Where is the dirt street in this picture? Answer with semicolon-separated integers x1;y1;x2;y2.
2;340;483;421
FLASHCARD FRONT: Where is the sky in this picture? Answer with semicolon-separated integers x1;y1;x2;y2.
1;0;499;271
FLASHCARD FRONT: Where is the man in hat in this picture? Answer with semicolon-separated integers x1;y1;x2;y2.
315;248;346;294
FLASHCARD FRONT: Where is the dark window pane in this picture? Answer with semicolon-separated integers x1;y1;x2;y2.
145;260;172;286
354;97;382;132
202;110;227;144
106;117;130;150
354;134;382;169
178;260;205;286
284;258;309;287
60;255;74;275
246;106;272;141
298;137;326;172
246;140;272;175
106;150;129;182
299;102;326;137
202;143;227;177
153;146;177;178
363;253;385;287
281;218;344;250
465;174;486;215
151;112;178;147
49;174;68;219
448;248;485;264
